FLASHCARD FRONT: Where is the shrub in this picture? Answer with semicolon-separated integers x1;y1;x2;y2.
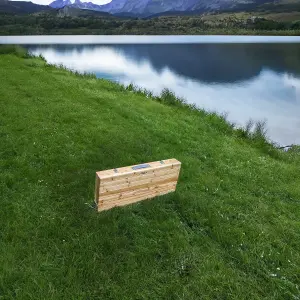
160;88;186;106
253;120;268;141
0;45;30;58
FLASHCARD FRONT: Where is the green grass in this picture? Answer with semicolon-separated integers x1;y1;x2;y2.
0;49;300;299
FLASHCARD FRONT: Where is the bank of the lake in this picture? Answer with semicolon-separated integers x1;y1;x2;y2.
0;47;300;299
20;37;300;146
1;11;300;36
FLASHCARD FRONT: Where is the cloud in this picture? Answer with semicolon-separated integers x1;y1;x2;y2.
11;0;111;5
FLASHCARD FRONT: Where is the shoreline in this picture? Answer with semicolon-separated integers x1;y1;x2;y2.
24;44;300;147
1;45;298;150
2;35;300;44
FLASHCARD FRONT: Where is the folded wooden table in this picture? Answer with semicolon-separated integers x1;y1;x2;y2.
95;158;181;212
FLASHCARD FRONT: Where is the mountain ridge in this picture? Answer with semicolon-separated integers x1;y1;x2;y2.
0;0;53;14
49;0;275;16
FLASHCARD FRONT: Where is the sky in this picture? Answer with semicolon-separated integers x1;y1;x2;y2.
12;0;112;5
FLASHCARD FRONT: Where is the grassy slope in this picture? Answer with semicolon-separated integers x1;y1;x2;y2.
0;52;300;299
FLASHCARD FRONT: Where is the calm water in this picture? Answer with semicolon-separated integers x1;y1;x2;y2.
1;36;300;145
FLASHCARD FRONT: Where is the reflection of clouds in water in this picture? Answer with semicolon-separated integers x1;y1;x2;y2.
31;47;300;145
284;74;300;102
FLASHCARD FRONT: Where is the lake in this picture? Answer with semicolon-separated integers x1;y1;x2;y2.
1;35;300;146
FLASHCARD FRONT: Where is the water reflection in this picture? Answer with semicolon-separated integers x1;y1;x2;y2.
28;44;300;145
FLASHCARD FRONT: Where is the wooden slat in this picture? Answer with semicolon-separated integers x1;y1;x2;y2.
100;187;175;208
97;158;180;179
99;177;178;198
99;185;177;210
99;172;179;194
99;188;174;211
100;182;177;203
100;165;181;186
99;181;177;203
94;176;100;203
97;158;179;177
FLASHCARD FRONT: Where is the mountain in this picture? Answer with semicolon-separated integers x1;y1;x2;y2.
108;0;276;16
50;0;71;8
95;0;127;13
96;0;203;15
50;0;111;10
189;0;273;12
0;0;53;14
48;0;283;17
70;0;108;10
117;0;151;15
54;5;113;17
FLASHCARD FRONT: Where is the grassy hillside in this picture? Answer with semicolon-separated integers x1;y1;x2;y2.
0;47;300;299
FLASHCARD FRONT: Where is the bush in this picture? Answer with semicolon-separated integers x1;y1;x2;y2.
160;88;186;106
0;45;30;58
253;120;268;141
